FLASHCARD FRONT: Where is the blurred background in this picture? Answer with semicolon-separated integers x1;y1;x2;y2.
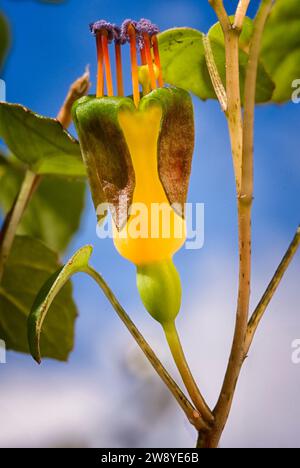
0;0;299;448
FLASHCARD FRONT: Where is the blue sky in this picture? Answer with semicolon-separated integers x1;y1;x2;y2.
1;0;300;448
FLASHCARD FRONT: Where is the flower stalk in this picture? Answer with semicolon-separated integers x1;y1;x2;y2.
83;264;206;431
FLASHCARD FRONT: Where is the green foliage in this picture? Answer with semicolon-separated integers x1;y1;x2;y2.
158;0;300;104
0;103;86;177
0;154;86;253
158;26;274;104
27;245;92;363
158;28;214;101
0;236;78;361
261;0;300;102
0;13;10;71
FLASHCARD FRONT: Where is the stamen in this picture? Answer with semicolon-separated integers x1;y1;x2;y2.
143;33;157;90
140;47;147;66
90;20;115;41
101;30;114;97
96;33;104;97
152;36;164;88
137;18;159;40
115;42;124;96
127;24;140;107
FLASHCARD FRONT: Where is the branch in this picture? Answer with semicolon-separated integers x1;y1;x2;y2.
83;265;206;431
208;0;231;34
233;0;251;31
203;35;227;112
224;30;243;192
209;1;243;191
241;0;274;201
245;227;300;355
0;69;91;283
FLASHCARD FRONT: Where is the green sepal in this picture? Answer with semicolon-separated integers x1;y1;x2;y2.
140;87;194;218
72;96;135;230
72;87;194;229
136;259;182;325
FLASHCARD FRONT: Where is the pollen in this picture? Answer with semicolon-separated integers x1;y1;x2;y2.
90;18;164;106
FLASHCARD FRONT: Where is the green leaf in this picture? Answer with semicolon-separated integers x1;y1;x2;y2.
261;0;300;103
158;28;214;101
158;24;275;104
0;154;86;253
27;244;92;363
0;13;10;71
0;236;78;361
0;102;86;177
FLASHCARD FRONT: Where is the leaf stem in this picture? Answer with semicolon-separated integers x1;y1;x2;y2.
163;321;214;425
0;170;38;282
203;35;228;112
233;0;251;32
83;265;206;431
245;226;300;355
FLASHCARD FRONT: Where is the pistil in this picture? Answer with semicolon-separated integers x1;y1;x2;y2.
143;33;157;90
101;30;114;97
96;33;104;97
140;47;147;65
115;42;124;96
127;23;140;107
152;35;164;88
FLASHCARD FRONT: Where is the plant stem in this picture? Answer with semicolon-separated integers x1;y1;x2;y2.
241;0;274;200
204;0;274;448
0;170;38;282
208;1;231;34
163;321;214;425
83;265;206;431
224;28;243;192
233;0;251;31
211;199;252;447
209;2;243;193
245;226;300;355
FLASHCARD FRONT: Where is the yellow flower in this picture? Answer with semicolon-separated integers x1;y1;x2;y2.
73;19;195;326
